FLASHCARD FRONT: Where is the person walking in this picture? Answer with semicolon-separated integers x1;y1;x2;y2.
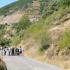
11;48;15;56
19;47;23;56
16;48;19;56
5;47;9;56
10;47;12;56
8;47;11;56
4;49;6;56
14;48;17;56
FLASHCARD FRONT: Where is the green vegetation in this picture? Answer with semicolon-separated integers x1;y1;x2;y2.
0;0;33;15
0;24;6;37
13;16;31;33
0;24;10;47
26;20;50;52
46;0;70;15
24;0;70;53
0;38;11;47
39;0;51;14
11;35;21;45
58;31;70;49
11;16;32;45
0;0;70;55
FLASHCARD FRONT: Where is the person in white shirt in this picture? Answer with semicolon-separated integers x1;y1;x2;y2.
19;47;23;56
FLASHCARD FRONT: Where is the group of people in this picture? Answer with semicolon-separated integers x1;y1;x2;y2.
0;47;24;56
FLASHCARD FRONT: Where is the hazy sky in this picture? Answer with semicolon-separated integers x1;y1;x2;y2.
0;0;17;8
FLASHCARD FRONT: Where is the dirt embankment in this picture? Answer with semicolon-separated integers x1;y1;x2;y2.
23;19;70;70
0;11;23;24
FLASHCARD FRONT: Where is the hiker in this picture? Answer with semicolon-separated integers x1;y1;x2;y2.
6;48;9;56
8;47;11;56
11;48;15;56
4;47;7;56
15;48;19;56
10;47;12;56
19;47;23;56
4;49;6;56
1;47;4;56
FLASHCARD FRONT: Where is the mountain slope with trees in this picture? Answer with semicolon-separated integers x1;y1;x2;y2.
0;0;70;70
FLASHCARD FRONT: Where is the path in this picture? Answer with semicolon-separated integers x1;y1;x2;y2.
3;56;63;70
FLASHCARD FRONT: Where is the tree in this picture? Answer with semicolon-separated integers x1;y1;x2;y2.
13;16;31;33
0;38;11;47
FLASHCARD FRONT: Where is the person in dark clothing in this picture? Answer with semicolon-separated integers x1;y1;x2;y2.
11;48;15;56
15;48;19;56
4;50;6;56
17;48;19;55
9;51;10;56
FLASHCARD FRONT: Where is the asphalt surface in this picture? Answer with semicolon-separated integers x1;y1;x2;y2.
3;56;63;70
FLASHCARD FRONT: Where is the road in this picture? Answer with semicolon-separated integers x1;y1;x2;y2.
3;56;63;70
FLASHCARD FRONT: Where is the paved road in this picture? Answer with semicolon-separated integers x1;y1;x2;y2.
3;56;63;70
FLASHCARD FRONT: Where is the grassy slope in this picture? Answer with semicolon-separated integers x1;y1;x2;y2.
23;0;70;69
26;0;70;50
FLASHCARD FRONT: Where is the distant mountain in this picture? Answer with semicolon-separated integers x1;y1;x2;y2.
0;0;33;15
0;0;50;24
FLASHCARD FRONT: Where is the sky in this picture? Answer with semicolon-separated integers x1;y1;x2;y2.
0;0;17;8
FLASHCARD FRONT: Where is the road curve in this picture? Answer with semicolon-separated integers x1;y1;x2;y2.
3;56;63;70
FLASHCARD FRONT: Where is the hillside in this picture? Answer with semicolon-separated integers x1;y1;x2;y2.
0;0;42;24
0;0;33;15
0;0;70;70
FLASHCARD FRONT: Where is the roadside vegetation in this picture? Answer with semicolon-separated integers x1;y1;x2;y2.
58;30;70;49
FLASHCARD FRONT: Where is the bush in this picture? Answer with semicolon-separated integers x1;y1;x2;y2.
11;35;21;45
26;21;50;52
58;31;70;49
12;16;31;33
0;38;11;47
0;24;6;37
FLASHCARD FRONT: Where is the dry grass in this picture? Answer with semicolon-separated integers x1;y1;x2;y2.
24;51;70;70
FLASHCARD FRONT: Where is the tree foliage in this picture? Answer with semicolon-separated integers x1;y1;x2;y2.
13;16;31;33
0;38;11;47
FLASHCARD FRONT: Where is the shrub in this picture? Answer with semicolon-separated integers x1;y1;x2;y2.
12;16;31;33
58;31;70;49
0;38;11;47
